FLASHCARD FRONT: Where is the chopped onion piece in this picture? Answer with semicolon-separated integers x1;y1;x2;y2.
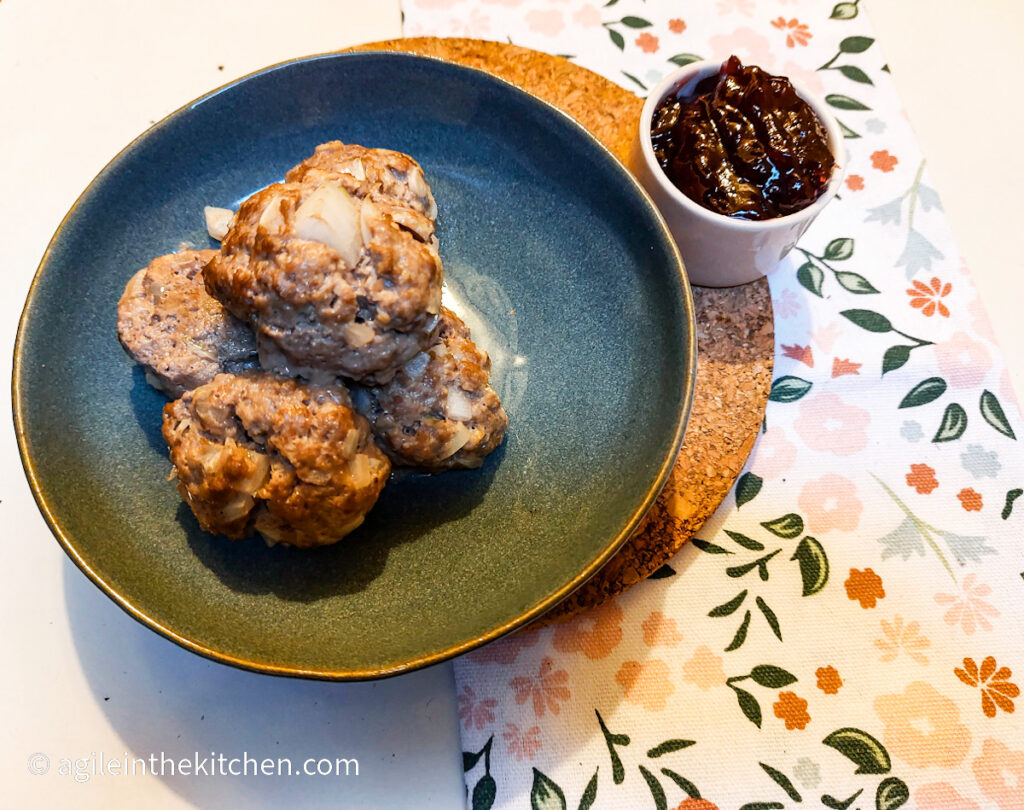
258;195;285;232
342;321;375;347
438;423;473;459
294;183;362;267
204;206;234;241
446;388;474;422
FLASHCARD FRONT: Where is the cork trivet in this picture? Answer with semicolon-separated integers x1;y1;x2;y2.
349;39;774;623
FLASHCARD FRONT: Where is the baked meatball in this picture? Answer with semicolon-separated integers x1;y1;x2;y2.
204;179;443;383
162;372;390;547
116;249;258;397
285;141;438;243
352;308;507;471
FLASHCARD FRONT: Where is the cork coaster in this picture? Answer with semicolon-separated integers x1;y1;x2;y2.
349;38;775;623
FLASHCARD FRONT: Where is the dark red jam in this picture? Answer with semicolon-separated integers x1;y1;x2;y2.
650;56;836;220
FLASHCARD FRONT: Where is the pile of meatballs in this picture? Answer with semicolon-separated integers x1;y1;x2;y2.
117;142;507;548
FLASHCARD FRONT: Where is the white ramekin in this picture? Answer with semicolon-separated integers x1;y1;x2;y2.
629;60;847;287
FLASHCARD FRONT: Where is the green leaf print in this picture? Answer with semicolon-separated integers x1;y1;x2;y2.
875;777;910;810
736;472;763;509
668;53;703;67
608;28;625;50
830;0;860;19
838;119;862;138
732;685;762;727
472;774;497;810
621;71;647;91
841;309;892;333
692;538;733;555
769;376;813;403
797;262;825;297
824;237;854;260
822;728;892;774
595;710;629;785
826;93;870;110
648;564;676;578
882;345;913;375
791;537;830;596
838;65;872;84
726;550;781;580
725;530;765;551
725;610;752;651
464;736;492;772
531;768;567;810
646;739;697;758
822;789;863;810
709;590;748;617
761;513;804;538
834;271;880;294
980;390;1017;439
639;765;668;810
839;35;875;53
661;769;701;799
1003;488;1023;519
748;665;797;689
932;402;968;442
578;769;598;810
739;802;784;809
898;377;947;408
620;15;652;27
759;762;802;802
755;597;782;641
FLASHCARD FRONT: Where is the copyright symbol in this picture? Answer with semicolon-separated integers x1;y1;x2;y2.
28;753;49;775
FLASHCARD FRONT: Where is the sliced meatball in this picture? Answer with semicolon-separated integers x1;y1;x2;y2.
352;308;507;471
204;180;443;383
162;372;390;547
116;249;258;397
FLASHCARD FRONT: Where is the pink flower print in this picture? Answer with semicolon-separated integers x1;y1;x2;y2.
798;474;863;533
708;27;772;73
812;321;842;353
451;7;490;37
793;392;871;456
467;628;539;665
412;0;464;8
510;657;571;718
774;288;801;318
935;573;999;635
503;723;542;760
969;296;997;343
935;330;992;388
525;9;564;36
716;0;754;16
571;4;601;27
749;425;798;480
916;783;981;810
457;685;497;730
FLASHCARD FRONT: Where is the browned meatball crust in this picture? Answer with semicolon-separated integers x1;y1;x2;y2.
353;308;507;470
285;141;438;243
162;372;390;547
116;250;258;397
204;179;443;383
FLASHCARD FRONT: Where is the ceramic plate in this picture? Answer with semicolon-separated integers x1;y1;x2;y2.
14;52;695;679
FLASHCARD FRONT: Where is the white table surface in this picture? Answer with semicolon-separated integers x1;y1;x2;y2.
2;1;1021;808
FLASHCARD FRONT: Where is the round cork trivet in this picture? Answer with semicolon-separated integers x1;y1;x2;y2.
350;38;774;623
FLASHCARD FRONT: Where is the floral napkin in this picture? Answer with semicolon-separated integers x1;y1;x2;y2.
403;2;1024;808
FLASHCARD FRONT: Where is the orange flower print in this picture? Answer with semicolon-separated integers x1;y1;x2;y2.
773;691;811;729
681;645;727;691
955;656;1019;718
845;568;885;608
503;723;542;761
874;681;971;768
668;18;686;33
457;685;497;730
871;149;899;172
973;737;1024;810
875;615;931;665
642;611;683;647
958;487;983;512
675;800;720;810
831;357;861;377
509;657;570;718
635;32;660;53
467;627;539;664
816;666;843;694
907;277;952;318
935;574;1000;635
616;659;675;711
771;17;812;47
845;174;864;191
552;601;623;659
906;463;938;494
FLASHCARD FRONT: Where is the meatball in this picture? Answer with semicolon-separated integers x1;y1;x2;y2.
352;308;507;471
162;372;390;547
285;141;438;243
204;179;443;383
116;250;258;397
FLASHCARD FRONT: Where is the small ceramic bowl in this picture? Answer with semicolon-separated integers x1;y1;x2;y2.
629;59;846;287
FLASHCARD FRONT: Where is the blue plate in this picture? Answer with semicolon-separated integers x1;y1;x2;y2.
14;52;696;679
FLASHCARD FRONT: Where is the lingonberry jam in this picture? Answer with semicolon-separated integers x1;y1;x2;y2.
650;56;836;220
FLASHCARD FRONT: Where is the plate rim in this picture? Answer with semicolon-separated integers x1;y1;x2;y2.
12;48;697;680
